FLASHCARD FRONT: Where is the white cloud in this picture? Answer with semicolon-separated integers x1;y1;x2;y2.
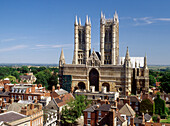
132;17;170;26
32;44;72;49
1;38;16;43
0;45;28;52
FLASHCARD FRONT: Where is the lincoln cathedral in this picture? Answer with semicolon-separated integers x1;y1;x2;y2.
59;11;149;96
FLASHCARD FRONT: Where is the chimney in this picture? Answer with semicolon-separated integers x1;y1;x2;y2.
10;98;14;104
130;117;134;126
142;113;145;124
30;103;34;109
57;84;60;90
109;107;115;126
114;100;117;108
34;98;37;103
124;98;130;105
52;85;55;92
0;98;2;106
21;106;28;115
2;101;6;108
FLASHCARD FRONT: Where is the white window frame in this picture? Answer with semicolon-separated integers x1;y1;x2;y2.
87;112;91;118
28;96;32;100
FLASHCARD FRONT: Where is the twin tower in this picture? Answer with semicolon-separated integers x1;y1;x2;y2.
72;11;119;65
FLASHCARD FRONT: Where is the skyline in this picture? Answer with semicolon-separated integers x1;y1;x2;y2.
0;0;170;65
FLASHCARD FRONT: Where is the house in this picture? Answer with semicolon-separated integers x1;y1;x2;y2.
84;103;127;126
20;72;36;84
119;103;136;126
46;93;74;121
50;84;68;98
43;109;58;126
128;96;140;115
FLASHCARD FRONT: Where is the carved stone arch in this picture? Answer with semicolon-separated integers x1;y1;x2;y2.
78;82;86;90
89;68;99;91
102;83;110;92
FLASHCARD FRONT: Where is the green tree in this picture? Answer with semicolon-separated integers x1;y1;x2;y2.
154;93;166;116
11;71;20;80
61;95;91;125
140;99;153;114
20;66;29;73
35;71;48;88
47;74;58;90
0;67;11;79
4;75;16;82
159;72;170;93
149;75;156;86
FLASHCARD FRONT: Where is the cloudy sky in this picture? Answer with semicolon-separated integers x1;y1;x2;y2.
0;0;170;65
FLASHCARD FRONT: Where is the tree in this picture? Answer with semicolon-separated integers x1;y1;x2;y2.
140;99;153;114
61;95;91;125
149;75;156;86
11;71;20;80
35;71;48;88
159;72;170;93
0;67;11;79
4;75;16;82
47;74;58;90
20;66;29;73
154;93;166;116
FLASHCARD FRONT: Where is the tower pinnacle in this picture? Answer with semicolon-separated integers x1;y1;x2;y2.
144;53;148;69
79;17;81;26
59;48;65;66
125;46;130;60
75;15;78;25
89;17;91;25
86;15;89;25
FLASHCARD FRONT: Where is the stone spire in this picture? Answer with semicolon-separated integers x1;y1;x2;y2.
125;46;130;60
79;17;81;26
124;47;131;67
86;15;89;25
101;11;103;19
144;53;148;69
75;15;78;25
135;60;137;68
89;17;91;25
59;48;65;66
114;11;119;23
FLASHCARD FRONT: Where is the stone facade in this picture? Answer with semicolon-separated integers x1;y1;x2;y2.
59;11;149;96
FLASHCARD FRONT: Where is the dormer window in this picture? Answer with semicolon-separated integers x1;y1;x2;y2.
29;88;31;92
15;89;18;93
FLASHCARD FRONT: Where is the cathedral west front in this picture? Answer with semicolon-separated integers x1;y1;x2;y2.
59;11;149;96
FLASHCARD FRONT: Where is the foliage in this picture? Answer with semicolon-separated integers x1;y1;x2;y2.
140;99;153;114
152;114;159;122
154;94;166;116
0;67;11;79
4;75;16;82
61;95;91;125
160;117;170;123
159;72;170;93
149;75;156;86
20;66;29;73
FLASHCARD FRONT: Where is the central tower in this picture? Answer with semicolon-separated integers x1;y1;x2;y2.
100;11;119;65
72;15;91;64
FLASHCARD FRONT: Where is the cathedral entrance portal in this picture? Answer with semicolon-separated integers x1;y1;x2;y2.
89;68;99;91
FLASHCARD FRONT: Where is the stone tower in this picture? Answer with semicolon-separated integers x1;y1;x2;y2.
59;48;65;67
72;15;91;64
100;11;119;65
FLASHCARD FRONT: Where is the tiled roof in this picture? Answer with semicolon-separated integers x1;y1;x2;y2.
55;89;68;96
54;93;74;107
8;103;26;113
119;103;136;116
0;91;10;96
0;111;26;122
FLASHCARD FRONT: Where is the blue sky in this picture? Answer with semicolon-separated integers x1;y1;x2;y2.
0;0;170;65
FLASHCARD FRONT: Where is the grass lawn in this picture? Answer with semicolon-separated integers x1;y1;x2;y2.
160;118;170;123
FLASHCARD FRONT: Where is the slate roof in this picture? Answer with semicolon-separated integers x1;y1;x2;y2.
96;104;111;111
0;111;26;122
84;104;101;112
54;93;74;107
119;103;136;116
128;96;140;102
134;117;142;124
8;103;26;113
144;113;152;121
0;91;10;96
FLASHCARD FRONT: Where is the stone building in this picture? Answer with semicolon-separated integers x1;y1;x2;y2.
59;11;149;96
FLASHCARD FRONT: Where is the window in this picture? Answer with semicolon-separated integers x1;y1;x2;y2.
87;119;91;125
135;107;138;111
3;98;6;102
29;88;31;92
135;102;138;105
15;95;17;100
99;111;101;116
87;112;91;118
33;96;37;100
24;124;27;126
28;96;32;100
